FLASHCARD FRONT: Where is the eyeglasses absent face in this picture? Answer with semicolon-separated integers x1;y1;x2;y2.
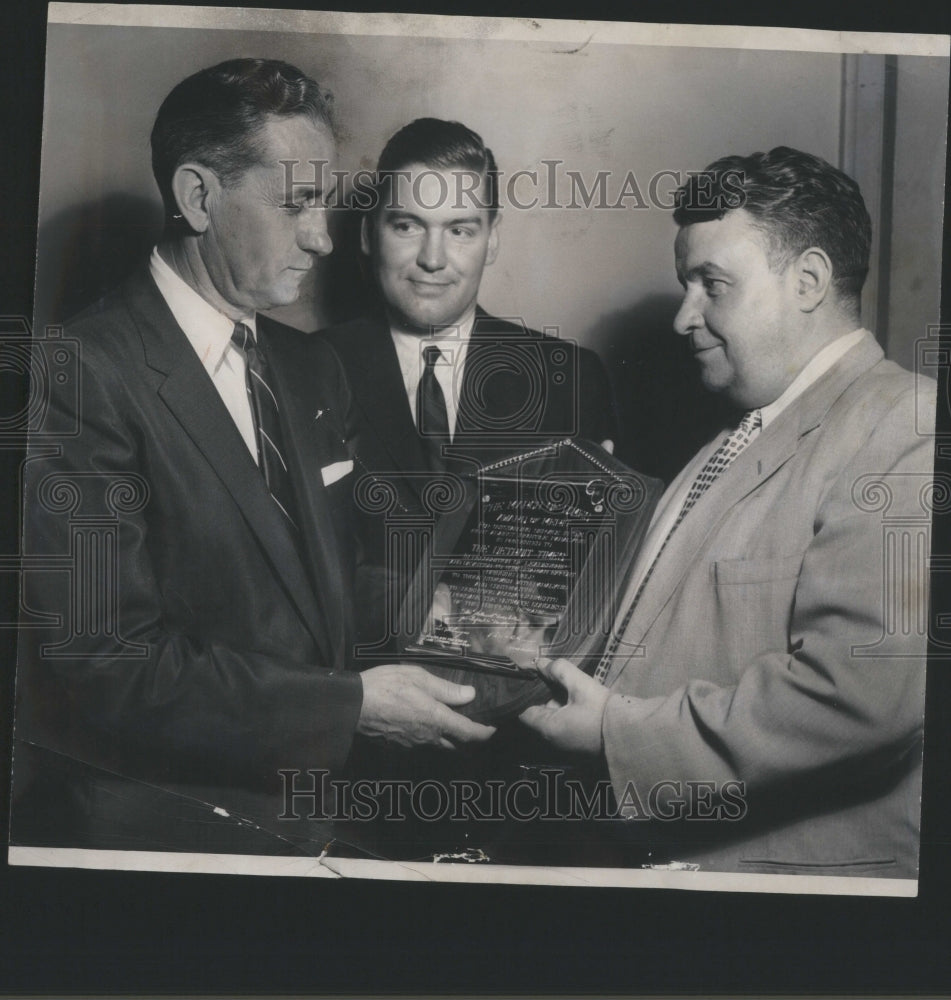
363;163;499;335
201;114;337;314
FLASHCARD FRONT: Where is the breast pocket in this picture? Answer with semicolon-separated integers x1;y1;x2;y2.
320;462;356;521
711;555;803;667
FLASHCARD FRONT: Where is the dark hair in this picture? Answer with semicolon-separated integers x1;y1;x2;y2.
150;58;333;224
672;146;871;305
373;117;499;218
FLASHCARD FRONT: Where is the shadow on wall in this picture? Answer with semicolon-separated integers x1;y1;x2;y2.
35;194;165;332
318;205;371;325
35;197;372;335
591;293;734;483
261;203;370;332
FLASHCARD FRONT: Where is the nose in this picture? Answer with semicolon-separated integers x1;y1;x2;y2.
298;207;333;257
673;287;703;337
417;229;448;272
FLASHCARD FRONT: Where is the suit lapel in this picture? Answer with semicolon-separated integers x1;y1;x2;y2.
603;333;886;686
604;414;801;684
260;318;349;668
451;310;533;469
122;270;331;652
340;316;431;501
339;310;529;484
456;311;519;426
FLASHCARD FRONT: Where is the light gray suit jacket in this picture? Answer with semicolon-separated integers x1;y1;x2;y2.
600;332;935;878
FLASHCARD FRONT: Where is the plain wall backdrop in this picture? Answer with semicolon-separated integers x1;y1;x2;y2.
34;20;948;473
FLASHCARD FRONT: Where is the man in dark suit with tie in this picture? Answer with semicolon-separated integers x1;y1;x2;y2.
519;148;935;880
11;60;493;856
319;118;618;656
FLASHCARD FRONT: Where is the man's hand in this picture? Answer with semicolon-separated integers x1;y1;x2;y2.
519;658;611;755
358;664;496;749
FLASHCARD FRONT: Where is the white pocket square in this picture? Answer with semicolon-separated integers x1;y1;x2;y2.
321;459;353;486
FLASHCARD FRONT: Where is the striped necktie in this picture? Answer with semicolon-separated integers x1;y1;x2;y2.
417;344;450;469
593;408;762;682
231;322;299;532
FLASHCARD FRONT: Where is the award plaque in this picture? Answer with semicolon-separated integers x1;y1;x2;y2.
401;439;663;688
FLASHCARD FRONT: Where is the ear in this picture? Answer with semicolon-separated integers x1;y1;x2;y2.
485;213;501;266
359;214;373;257
170;162;219;234
793;246;833;312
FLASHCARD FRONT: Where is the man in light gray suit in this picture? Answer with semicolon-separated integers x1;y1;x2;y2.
520;147;935;879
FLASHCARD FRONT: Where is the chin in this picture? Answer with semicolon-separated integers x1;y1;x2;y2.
698;369;730;395
403;310;457;332
267;287;305;309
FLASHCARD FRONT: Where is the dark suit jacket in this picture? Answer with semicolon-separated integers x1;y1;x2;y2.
12;266;363;853
318;309;618;653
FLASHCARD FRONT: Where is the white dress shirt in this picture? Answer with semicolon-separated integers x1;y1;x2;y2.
149;247;259;463
625;328;869;599
390;309;477;441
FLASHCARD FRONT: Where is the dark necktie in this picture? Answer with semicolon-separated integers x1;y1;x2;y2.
231;322;299;532
417;344;450;469
593;408;762;682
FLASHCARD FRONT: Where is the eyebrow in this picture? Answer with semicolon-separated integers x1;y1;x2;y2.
280;182;336;204
383;209;485;227
679;261;732;280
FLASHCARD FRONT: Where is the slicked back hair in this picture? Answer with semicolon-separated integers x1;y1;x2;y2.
151;58;334;225
373;117;499;220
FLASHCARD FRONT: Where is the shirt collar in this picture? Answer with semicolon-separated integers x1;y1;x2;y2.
390;308;477;379
149;246;256;374
759;327;867;429
390;308;477;362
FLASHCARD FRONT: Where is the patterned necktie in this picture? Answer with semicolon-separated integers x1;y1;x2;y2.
593;408;762;683
231;322;299;532
417;344;450;469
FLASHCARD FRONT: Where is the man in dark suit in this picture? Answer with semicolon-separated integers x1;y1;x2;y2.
11;60;493;856
320;118;618;655
520;148;935;880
